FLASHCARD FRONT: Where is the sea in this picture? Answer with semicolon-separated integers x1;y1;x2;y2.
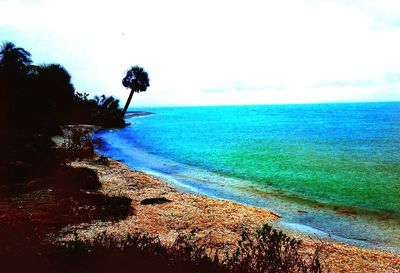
95;102;400;253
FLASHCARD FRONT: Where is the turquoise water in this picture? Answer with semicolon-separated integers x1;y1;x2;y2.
96;102;400;250
118;103;400;215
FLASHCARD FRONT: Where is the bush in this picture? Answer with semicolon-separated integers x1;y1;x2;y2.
60;127;95;160
65;92;125;128
53;232;226;273
50;224;322;273
226;224;323;273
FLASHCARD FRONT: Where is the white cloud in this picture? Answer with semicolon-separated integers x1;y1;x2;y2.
1;0;400;106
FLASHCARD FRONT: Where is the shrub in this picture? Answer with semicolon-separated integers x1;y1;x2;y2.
226;224;323;273
53;232;226;273
60;127;94;160
51;224;322;273
66;92;125;128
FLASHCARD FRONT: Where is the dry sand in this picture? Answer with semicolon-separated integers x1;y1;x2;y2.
60;157;400;272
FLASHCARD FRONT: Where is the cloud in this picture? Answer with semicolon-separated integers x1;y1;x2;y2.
1;0;400;106
202;82;283;93
309;79;381;88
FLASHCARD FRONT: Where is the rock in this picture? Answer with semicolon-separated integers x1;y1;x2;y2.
141;197;172;205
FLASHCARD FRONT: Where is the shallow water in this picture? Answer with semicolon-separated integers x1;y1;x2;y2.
96;102;400;252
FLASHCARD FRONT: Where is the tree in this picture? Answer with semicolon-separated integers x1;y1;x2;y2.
27;63;75;126
0;42;32;127
0;41;32;72
34;63;75;104
94;95;121;112
121;66;150;116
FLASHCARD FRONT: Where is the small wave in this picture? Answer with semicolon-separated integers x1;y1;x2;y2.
125;111;154;118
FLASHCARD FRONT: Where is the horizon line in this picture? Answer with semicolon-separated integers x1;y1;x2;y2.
129;99;400;109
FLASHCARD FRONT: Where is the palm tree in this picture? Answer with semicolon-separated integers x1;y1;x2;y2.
35;63;75;97
121;66;150;116
0;42;32;126
95;95;120;112
36;63;73;85
32;63;75;107
27;63;75;125
0;41;32;72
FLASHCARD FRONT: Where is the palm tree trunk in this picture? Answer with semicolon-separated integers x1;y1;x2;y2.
122;89;134;117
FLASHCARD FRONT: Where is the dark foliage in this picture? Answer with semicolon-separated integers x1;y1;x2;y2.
0;166;133;273
122;65;150;116
0;42;33;129
66;92;125;127
95;156;110;166
0;223;322;273
0;41;323;273
122;66;150;92
28;63;75;126
58;126;95;161
0;41;125;131
11;224;321;273
0;41;134;273
50;233;225;273
225;224;323;273
0;41;32;74
0;41;125;184
0;129;58;184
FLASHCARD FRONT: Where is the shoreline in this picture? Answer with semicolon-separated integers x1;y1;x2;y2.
141;167;400;253
61;155;400;272
94;128;400;254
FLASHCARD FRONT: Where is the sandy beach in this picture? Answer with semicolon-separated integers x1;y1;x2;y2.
57;156;400;273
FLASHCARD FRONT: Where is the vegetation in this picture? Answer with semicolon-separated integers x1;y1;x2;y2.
0;165;133;273
0;41;126;184
122;65;150;116
225;224;322;273
0;40;126;130
0;41;32;73
67;92;125;127
1;224;322;273
59;126;95;160
0;41;323;273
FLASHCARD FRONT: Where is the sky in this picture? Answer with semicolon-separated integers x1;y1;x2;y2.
1;0;400;107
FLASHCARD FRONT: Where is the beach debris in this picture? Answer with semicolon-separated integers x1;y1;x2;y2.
270;211;281;218
140;197;172;205
95;156;110;166
65;159;399;273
